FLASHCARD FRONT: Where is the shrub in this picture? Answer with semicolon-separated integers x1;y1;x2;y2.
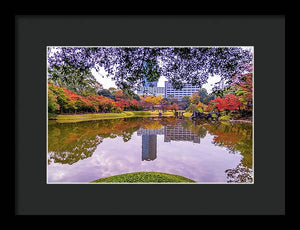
219;115;231;121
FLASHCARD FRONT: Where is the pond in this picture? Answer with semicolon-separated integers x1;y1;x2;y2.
47;117;253;183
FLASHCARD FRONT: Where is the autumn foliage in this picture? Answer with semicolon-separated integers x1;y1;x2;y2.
165;103;179;111
142;95;163;110
208;72;253;115
211;94;243;112
48;84;145;114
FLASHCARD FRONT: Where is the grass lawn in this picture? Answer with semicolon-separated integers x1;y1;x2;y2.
90;172;195;183
53;111;176;123
183;112;192;117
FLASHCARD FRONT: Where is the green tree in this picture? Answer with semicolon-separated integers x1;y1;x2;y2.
97;89;115;99
48;64;100;96
132;93;141;101
108;87;117;95
182;95;191;109
198;88;208;101
48;47;253;95
48;84;70;113
186;103;197;113
48;85;60;114
190;93;200;105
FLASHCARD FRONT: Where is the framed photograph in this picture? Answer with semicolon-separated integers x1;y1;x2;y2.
47;46;254;184
14;12;285;215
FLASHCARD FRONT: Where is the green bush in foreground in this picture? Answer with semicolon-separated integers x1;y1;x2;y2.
90;172;195;183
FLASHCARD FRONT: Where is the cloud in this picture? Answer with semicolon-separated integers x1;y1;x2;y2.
91;67;117;89
48;133;242;183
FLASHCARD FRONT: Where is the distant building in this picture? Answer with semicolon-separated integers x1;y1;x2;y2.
165;81;200;101
136;86;165;97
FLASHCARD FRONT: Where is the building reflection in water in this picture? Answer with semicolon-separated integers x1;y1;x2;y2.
137;122;201;161
141;135;157;161
164;123;201;144
137;128;163;161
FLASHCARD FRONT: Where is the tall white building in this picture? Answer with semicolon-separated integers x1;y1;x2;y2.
136;86;165;97
164;81;200;101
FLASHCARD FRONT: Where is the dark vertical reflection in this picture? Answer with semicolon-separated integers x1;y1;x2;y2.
142;135;157;161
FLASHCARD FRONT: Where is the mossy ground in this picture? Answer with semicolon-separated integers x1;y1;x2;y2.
90;172;195;183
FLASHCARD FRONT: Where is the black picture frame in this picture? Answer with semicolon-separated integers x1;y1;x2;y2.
13;11;285;215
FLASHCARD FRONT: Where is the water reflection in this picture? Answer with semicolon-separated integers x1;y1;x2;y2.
164;122;201;143
137;122;202;161
188;120;253;183
137;127;162;160
48;117;253;183
141;135;157;161
48;118;143;165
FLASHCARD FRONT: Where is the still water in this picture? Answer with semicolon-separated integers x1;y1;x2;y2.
48;117;253;183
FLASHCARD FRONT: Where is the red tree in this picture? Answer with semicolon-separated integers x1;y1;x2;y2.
212;94;242;112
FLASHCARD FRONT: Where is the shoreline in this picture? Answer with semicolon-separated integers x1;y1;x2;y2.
229;119;253;123
49;111;184;123
48;111;252;124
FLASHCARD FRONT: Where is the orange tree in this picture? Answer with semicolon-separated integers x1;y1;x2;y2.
143;95;163;110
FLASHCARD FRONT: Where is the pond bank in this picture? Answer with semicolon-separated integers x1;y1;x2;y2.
48;112;252;124
229;118;253;123
50;111;192;123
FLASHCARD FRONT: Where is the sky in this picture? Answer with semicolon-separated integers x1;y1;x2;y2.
91;66;221;94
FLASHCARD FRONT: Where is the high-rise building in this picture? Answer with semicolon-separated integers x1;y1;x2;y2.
164;81;200;101
136;61;165;97
143;79;158;88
